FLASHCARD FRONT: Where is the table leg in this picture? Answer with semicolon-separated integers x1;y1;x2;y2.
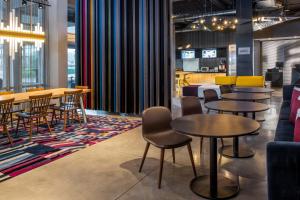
210;138;218;198
79;96;87;124
220;137;255;159
190;137;239;199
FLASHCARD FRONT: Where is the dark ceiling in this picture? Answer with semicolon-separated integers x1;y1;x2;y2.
173;0;300;31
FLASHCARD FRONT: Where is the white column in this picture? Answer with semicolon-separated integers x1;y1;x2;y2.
46;0;68;88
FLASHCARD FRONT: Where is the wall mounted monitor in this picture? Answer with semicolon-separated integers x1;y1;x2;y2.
202;49;217;58
181;50;195;59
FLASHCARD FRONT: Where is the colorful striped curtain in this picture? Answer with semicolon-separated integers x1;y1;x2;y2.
76;0;172;114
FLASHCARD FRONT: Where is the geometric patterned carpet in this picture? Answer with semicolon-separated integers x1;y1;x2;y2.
0;115;141;182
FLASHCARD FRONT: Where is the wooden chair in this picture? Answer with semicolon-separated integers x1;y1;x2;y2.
139;107;197;189
0;91;23;128
181;96;224;153
16;93;52;141
51;89;83;131
0;98;15;146
26;87;45;92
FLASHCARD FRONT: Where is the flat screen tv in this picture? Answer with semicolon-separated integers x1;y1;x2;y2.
202;49;217;58
181;50;195;59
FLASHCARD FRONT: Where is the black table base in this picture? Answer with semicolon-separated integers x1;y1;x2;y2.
190;175;239;199
220;137;255;158
220;146;255;158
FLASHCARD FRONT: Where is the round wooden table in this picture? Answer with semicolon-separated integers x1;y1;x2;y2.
233;87;274;94
171;114;260;200
205;101;269;158
222;93;270;102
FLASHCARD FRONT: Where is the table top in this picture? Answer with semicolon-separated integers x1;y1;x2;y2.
233;87;275;93
222;93;271;101
0;88;91;103
171;114;260;138
205;101;269;113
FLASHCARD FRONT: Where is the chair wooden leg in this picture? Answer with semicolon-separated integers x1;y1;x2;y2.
51;110;56;126
187;143;197;177
200;137;204;153
63;111;67;131
75;110;82;126
172;148;176;164
22;118;26;132
44;116;52;134
36;117;40;133
16;117;20;135
139;142;150;172
10;113;13;128
158;148;165;189
28;119;33;142
4;125;13;147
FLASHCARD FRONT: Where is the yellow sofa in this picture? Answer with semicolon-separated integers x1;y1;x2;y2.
236;76;265;87
215;76;265;87
215;76;237;85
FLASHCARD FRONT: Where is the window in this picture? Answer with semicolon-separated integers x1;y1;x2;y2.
0;1;46;92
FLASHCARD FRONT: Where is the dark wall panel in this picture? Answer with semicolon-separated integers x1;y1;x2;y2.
176;31;236;49
76;0;171;114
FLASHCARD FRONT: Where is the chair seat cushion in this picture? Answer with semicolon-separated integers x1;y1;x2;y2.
144;130;192;149
279;101;291;120
275;120;294;142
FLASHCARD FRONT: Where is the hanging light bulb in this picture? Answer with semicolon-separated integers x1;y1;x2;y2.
231;25;236;29
200;19;205;24
212;22;216;26
212;17;217;22
203;26;207;30
234;19;239;24
186;44;191;49
223;20;228;25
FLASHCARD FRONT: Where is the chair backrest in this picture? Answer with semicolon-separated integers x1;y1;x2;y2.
75;86;88;90
0;91;14;96
181;96;203;116
142;107;172;135
29;93;52;116
26;87;45;92
63;89;83;110
203;89;219;103
220;85;232;94
0;98;14;125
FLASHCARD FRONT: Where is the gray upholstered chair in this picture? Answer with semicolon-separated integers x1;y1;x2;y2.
139;106;197;189
220;85;232;94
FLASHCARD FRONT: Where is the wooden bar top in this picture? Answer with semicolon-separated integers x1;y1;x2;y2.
0;88;91;103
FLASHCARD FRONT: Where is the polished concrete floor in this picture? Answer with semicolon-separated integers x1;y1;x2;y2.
0;95;281;200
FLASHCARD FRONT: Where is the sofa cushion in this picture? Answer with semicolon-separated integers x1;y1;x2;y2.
289;87;300;123
236;76;265;87
275;120;294;142
294;113;300;142
279;101;291;120
215;76;236;85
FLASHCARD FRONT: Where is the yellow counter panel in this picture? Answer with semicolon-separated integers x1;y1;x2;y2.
179;72;227;85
